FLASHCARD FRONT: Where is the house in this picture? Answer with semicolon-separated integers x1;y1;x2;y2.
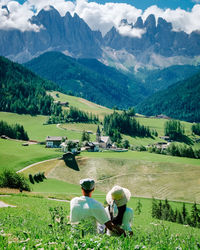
96;125;112;149
46;136;66;148
155;142;171;150
159;136;171;141
84;142;100;152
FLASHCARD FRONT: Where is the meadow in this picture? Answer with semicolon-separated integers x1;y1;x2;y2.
0;139;63;172
0;190;200;249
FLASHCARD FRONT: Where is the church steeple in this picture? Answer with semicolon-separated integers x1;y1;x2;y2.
96;125;101;143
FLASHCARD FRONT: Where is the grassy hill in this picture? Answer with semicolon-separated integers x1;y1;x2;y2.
0;193;199;249
0;139;63;172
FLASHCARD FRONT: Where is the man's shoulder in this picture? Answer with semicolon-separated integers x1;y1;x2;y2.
70;196;83;205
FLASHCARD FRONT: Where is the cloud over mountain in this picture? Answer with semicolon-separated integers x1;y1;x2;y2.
0;0;200;36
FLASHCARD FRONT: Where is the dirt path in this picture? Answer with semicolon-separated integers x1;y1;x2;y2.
16;158;60;173
0;201;16;208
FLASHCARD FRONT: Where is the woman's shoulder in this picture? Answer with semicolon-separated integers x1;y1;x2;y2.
125;207;133;215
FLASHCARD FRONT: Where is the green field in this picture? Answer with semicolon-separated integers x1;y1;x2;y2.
0;139;63;172
48;91;113;119
0;112;83;141
0;192;200;249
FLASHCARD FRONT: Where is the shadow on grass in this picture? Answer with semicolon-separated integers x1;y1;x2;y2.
62;152;80;171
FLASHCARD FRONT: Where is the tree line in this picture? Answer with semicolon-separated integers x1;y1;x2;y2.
46;106;99;124
0;120;29;141
103;111;152;142
152;198;200;228
148;143;200;159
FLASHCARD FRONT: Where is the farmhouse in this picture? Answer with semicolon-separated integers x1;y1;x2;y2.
46;136;66;148
84;142;100;152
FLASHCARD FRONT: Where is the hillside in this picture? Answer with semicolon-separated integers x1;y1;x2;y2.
0;56;58;115
136;70;200;122
24;51;146;108
135;64;200;94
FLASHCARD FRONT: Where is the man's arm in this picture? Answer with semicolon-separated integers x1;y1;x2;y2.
105;221;126;236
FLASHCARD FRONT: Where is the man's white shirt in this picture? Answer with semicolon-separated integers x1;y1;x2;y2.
70;196;109;231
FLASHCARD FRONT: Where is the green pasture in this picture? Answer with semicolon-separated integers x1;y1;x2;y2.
48;91;113;119
0;193;200;249
0;112;83;141
0;139;63;172
136;116;193;136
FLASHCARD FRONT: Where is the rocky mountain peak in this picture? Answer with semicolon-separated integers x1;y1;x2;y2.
144;14;156;29
133;17;144;29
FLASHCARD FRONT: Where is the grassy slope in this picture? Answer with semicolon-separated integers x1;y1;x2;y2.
0;139;63;172
48;91;113;120
0;193;199;249
0;112;83;142
21;151;200;203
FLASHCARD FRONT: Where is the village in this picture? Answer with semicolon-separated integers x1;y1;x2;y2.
45;126;172;154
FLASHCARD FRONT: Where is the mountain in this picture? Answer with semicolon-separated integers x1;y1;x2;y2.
103;15;200;69
136;71;200;122
0;6;102;63
134;65;200;94
1;6;200;70
0;56;58;115
24;51;148;109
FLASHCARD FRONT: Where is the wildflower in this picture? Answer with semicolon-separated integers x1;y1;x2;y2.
134;245;140;249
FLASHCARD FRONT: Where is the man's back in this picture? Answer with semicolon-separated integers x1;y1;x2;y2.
70;196;109;226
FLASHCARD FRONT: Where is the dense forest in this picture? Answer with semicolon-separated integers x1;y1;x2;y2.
0;120;29;141
24;52;147;109
0;56;59;116
103;111;152;142
136;70;200;122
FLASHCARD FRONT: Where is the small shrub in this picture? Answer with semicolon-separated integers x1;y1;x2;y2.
0;169;30;191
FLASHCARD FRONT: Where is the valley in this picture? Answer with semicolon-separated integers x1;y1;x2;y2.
1;2;200;248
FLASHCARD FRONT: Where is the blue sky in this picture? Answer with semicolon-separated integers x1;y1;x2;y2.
16;0;197;10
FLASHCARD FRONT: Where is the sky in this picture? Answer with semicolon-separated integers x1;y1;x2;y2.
1;0;200;37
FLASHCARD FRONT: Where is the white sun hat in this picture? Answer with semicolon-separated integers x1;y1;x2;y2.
106;185;131;207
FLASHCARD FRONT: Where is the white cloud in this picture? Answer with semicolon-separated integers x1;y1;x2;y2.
0;0;200;36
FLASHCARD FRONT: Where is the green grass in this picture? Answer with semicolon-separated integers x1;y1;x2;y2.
0;194;200;249
0;112;83;141
136;116;193;136
48;91;114;120
0;139;63;172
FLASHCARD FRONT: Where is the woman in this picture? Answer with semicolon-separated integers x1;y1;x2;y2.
105;185;133;236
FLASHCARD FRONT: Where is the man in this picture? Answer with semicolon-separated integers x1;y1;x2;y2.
70;178;126;236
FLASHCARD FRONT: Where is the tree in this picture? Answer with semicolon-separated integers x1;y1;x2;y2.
81;130;90;142
122;139;130;149
164;120;185;141
135;200;142;215
182;203;187;224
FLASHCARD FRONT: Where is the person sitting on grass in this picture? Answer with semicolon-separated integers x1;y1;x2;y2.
70;178;126;236
105;185;133;236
